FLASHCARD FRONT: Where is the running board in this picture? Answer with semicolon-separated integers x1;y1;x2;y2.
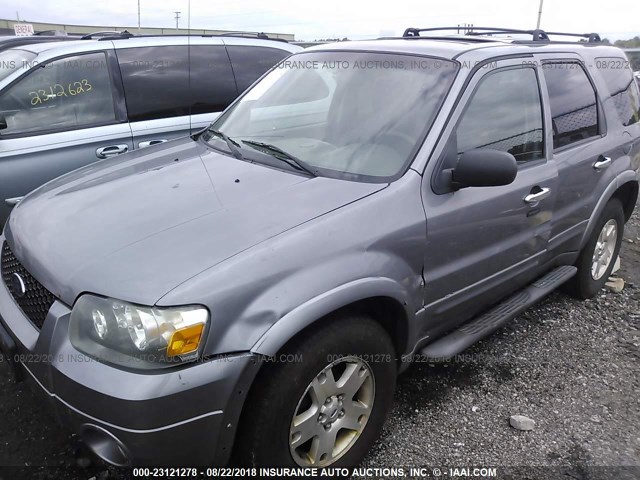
419;265;577;360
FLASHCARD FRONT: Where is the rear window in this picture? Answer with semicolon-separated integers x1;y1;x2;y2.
226;46;291;92
542;62;600;149
595;57;640;126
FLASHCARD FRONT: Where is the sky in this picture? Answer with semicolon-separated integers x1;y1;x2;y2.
0;0;638;41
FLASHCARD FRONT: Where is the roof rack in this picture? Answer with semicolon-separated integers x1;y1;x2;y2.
402;27;602;43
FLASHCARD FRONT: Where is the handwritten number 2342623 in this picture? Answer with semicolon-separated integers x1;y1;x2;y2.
28;79;93;105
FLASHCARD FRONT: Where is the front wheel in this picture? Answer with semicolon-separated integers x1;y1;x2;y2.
235;315;397;467
565;198;624;299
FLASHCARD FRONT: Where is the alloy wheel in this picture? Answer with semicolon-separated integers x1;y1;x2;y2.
289;356;375;466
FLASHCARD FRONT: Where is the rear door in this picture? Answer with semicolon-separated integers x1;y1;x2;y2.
115;44;192;149
421;59;559;335
537;56;613;256
0;49;132;223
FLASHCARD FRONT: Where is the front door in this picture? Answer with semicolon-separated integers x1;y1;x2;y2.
420;59;558;338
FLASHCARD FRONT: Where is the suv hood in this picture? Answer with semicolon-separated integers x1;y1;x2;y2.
5;138;385;306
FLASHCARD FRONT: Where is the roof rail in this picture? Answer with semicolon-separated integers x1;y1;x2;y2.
402;27;602;43
83;31;288;43
33;30;71;36
210;31;289;42
81;30;132;40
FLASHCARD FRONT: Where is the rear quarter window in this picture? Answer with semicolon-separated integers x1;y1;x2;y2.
595;57;640;126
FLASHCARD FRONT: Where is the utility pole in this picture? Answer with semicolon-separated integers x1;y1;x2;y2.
137;0;141;33
174;11;181;31
536;0;544;29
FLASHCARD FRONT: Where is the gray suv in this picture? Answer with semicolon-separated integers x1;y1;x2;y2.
1;27;640;468
0;34;300;222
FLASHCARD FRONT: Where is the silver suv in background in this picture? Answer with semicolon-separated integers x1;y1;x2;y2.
0;34;301;222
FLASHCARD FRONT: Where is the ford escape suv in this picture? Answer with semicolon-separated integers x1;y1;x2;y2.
0;33;300;222
1;27;639;468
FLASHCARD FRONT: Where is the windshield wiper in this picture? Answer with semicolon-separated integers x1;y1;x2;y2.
240;140;316;177
207;128;243;159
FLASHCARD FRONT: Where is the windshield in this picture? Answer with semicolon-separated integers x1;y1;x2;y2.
205;51;458;181
0;48;37;83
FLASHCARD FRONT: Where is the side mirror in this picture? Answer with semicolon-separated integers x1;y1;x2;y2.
452;149;517;190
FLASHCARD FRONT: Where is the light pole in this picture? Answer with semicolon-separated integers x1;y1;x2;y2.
536;0;544;29
137;0;141;33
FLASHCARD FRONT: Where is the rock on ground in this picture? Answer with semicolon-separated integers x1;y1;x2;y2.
509;415;536;431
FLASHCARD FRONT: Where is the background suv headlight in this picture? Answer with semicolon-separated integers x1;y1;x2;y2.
69;294;209;369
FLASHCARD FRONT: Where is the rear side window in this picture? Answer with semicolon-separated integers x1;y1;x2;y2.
189;46;238;115
226;46;291;92
542;62;600;149
117;46;190;121
457;67;544;163
595;57;640;126
0;51;116;135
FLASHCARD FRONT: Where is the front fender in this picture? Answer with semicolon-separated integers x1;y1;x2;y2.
251;276;415;357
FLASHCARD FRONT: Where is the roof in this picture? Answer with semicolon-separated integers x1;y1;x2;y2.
2;35;301;56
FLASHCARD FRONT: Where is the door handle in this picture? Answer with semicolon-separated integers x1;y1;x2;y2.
524;187;551;204
5;196;23;207
593;156;611;170
139;139;168;148
96;144;129;159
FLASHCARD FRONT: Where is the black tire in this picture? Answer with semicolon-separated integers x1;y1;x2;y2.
234;315;396;467
565;198;624;299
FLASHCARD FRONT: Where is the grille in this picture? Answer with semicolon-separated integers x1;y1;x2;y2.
1;242;55;329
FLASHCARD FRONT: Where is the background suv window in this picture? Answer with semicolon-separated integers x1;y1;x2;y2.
542;62;600;149
117;46;190;121
226;46;291;93
0;52;116;135
595;57;640;127
189;45;238;115
457;67;544;163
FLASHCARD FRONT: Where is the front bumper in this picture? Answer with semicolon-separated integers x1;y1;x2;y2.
0;267;260;466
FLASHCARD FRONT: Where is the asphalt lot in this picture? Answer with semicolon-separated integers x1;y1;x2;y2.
0;205;639;480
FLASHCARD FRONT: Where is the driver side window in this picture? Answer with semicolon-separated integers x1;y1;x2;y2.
457;67;544;163
0;52;117;136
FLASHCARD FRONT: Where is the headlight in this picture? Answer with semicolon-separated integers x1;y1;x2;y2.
69;294;209;369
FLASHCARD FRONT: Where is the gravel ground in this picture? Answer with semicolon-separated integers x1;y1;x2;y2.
1;207;639;480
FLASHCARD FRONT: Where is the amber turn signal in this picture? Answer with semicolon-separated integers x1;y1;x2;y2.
167;324;204;357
